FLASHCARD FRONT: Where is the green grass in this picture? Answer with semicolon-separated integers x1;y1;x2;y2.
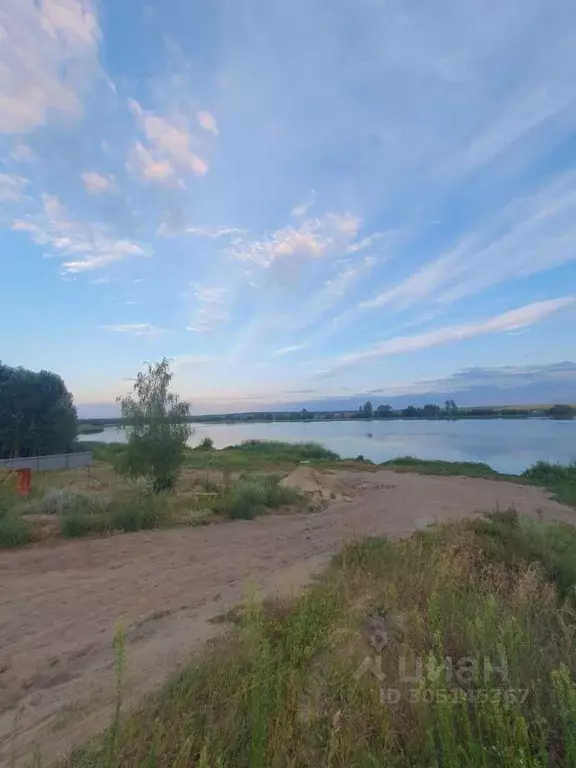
521;461;576;508
187;440;341;471
0;510;33;547
381;456;503;478
82;439;340;473
216;474;301;520
57;515;576;768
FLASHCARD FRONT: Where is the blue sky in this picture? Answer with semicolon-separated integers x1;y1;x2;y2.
1;0;575;415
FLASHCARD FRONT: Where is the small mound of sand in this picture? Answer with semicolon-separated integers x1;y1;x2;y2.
280;466;352;502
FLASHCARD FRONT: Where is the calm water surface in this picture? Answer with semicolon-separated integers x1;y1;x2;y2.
80;419;576;475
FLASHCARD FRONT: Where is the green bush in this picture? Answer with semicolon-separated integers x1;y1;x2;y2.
521;461;576;507
227;440;340;462
220;481;267;520
21;488;111;516
473;509;576;596
0;513;33;547
109;495;166;532
218;475;300;520
196;436;215;451
60;512;94;538
522;460;576;483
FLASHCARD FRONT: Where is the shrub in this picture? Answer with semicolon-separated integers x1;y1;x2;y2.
109;495;166;532
230;440;340;462
196;436;215;451
60;512;94;538
0;513;33;547
218;475;300;520
473;510;576;596
24;488;111;516
220;481;267;520
521;461;576;508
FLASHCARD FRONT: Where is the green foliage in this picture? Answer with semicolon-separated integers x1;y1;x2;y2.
218;475;300;519
196;436;215;451
382;456;501;478
546;404;574;419
522;461;576;507
0;361;77;460
118;358;193;492
522;460;576;483
109;495;166;532
62;516;576;768
0;511;33;547
228;440;339;461
20;488;112;516
473;510;576;596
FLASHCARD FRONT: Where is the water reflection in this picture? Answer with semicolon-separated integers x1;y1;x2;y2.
80;418;576;475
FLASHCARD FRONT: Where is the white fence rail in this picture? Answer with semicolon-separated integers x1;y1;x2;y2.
0;452;93;471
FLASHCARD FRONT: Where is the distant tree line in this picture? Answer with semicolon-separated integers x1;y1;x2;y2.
351;400;574;420
0;362;77;460
77;401;575;427
353;400;460;419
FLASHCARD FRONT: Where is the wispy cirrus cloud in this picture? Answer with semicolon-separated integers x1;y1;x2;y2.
187;282;230;334
0;173;29;202
362;172;576;311
322;297;576;374
11;144;36;163
291;190;316;218
100;322;166;339
274;344;307;356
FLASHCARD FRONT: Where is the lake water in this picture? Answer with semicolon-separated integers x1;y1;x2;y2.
79;418;576;475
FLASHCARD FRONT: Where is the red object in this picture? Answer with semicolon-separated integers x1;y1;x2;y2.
17;468;32;497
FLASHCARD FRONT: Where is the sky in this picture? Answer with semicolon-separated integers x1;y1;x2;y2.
1;0;576;416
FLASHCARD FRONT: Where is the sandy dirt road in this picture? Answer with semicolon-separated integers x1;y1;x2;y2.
1;470;574;766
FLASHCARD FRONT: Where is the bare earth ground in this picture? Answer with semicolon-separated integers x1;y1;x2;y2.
1;470;575;766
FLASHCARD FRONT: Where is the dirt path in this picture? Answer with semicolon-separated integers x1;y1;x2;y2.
1;470;574;766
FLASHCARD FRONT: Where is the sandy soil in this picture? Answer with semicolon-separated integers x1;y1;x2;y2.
1;470;574;766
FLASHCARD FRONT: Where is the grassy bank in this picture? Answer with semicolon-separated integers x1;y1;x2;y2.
59;513;576;767
382;457;576;508
0;472;302;548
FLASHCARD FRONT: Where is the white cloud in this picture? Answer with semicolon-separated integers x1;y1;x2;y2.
187;283;231;334
127;99;208;186
172;353;221;367
346;233;386;254
228;212;361;268
185;226;245;239
291;190;316;218
81;171;115;194
0;173;29;202
0;0;101;134
197;110;219;135
126;141;181;187
362;173;576;311
325;297;575;373
100;323;166;339
274;344;307;356
192;284;229;303
11;144;36;162
10;193;148;272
